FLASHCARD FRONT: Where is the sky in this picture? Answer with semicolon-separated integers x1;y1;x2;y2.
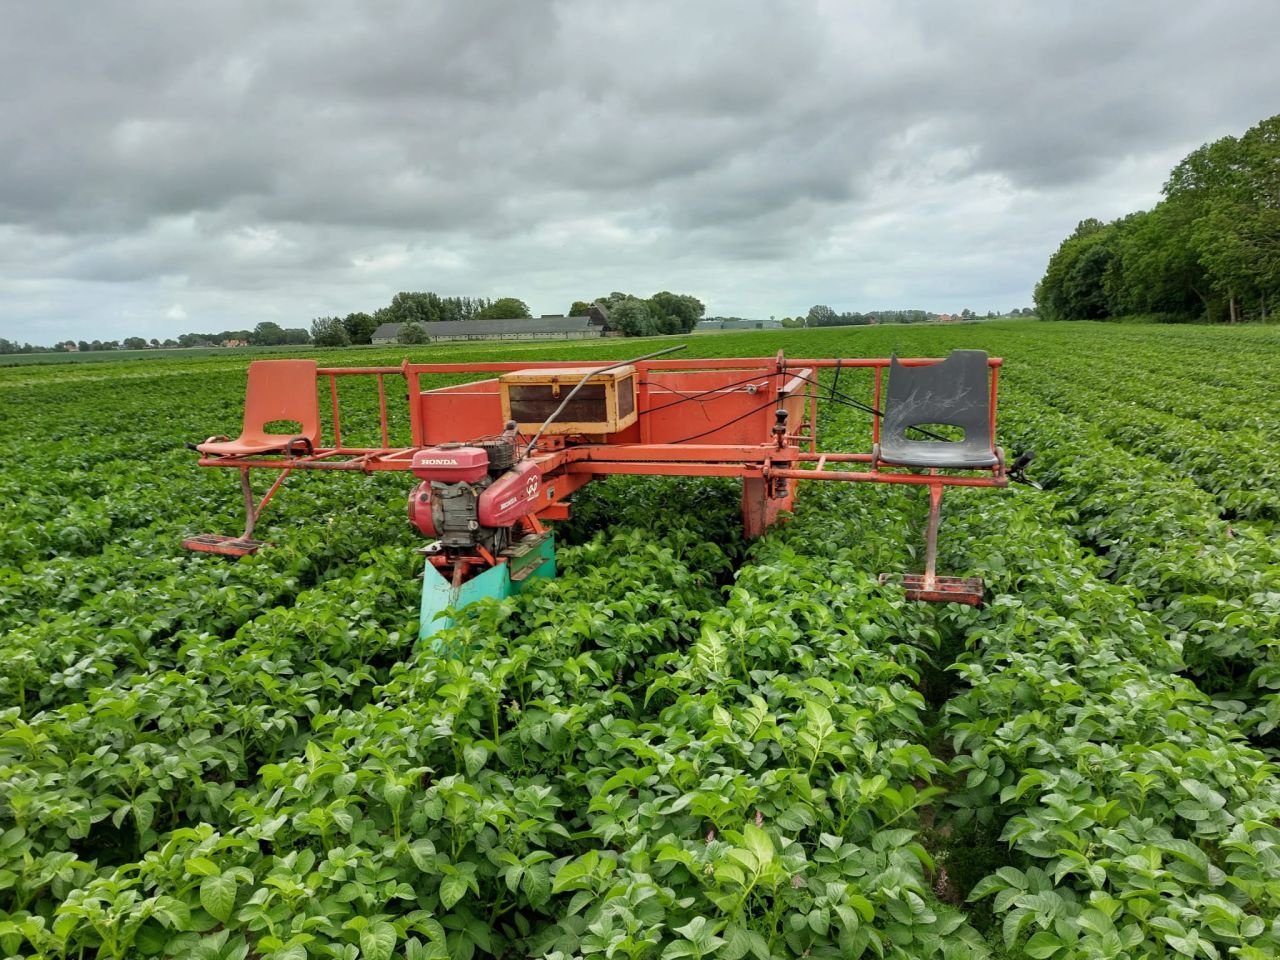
2;1;1278;344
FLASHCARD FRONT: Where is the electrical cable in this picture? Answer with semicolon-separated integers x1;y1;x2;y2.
665;396;784;445
642;371;773;415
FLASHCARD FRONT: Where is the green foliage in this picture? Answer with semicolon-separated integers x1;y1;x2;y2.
249;322;310;346
805;305;936;326
593;291;705;337
1036;113;1280;323
1;321;1279;958
608;297;658;336
340;312;378;345
309;316;350;348
396;322;429;345
474;298;532;321
376;291;491;328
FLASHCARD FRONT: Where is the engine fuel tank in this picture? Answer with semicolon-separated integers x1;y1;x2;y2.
411;445;489;483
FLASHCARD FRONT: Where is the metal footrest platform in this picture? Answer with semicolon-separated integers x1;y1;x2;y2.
183;534;264;557
879;573;984;606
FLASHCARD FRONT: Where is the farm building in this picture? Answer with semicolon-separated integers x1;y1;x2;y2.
695;318;783;332
371;314;605;344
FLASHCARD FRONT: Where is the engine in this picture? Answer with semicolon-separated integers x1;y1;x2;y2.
407;439;540;555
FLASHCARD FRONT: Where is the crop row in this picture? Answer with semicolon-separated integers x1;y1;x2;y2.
1012;361;1280;521
933;484;1280;959
995;396;1280;739
0;472;412;715
0;477;1003;959
0;544;421;885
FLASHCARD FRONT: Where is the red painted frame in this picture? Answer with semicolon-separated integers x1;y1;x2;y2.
194;352;1006;568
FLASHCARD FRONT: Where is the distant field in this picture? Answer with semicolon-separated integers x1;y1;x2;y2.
0;344;313;366
2;319;1279;959
0;319;916;367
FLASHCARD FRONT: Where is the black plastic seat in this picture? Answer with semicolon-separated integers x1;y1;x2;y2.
877;350;1000;469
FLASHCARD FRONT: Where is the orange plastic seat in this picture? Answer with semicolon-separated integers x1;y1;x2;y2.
197;360;322;457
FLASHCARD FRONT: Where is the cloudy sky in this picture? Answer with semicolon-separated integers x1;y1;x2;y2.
2;1;1277;343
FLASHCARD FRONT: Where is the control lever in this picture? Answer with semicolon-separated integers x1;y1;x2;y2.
1009;450;1041;490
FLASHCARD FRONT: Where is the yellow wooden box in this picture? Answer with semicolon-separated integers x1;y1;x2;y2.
499;365;638;435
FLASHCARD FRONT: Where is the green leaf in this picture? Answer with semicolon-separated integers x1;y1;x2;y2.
1025;931;1065;959
439;873;468;909
742;823;774;868
333;772;357;797
1003;908;1032;948
360;920;397;960
383;782;407;810
463;744;489;777
185;856;220;878
552;851;599;894
408;838;436;872
200;873;238;923
522;863;551;906
721;924;751;960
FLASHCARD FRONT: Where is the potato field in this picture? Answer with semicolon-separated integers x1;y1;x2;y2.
1;320;1278;960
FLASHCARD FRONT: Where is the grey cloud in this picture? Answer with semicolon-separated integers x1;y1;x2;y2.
1;0;1278;340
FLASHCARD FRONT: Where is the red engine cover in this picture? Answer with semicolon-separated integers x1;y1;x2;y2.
407;481;437;537
411;445;489;483
478;460;543;528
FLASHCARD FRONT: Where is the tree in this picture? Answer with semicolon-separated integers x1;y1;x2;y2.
397;322;429;345
311;317;350;347
250;321;287;346
123;337;148;350
806;305;838;327
568;300;592;316
648;291;705;333
475;297;531;321
341;312;377;345
1037;113;1280;324
608;297;656;336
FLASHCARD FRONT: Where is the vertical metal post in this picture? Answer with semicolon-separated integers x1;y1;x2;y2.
328;374;342;448
239;467;257;540
377;374;389;447
922;481;943;590
404;361;425;446
872;366;882;447
988;362;1000;453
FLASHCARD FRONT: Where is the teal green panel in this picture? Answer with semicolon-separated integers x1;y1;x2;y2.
417;535;557;654
419;561;511;643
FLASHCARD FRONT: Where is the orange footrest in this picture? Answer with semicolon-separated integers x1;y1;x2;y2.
880;573;984;606
183;534;264;557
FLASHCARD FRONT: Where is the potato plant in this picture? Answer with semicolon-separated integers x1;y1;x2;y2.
1;320;1278;959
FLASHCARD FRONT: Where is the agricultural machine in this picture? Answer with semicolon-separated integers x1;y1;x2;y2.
187;347;1024;639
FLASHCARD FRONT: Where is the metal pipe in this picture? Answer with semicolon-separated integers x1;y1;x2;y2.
767;468;1007;488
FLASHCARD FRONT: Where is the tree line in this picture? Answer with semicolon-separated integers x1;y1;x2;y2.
0;322;311;355
582;291;704;337
788;306;1032;328
1036;114;1279;323
310;293;535;346
311;290;705;345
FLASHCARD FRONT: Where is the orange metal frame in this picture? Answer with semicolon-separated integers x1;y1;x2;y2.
195;352;1007;540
